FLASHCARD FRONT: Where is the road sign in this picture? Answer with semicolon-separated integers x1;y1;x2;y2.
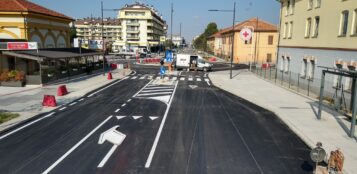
160;66;166;75
165;50;173;62
310;147;326;163
239;28;253;41
2;42;38;50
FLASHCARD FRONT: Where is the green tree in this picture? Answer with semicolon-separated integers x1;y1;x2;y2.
194;22;218;51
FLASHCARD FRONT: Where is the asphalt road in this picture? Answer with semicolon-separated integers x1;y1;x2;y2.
0;65;313;174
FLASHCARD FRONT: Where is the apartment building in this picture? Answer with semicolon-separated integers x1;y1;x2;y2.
277;0;357;95
209;18;278;64
117;3;167;51
74;18;122;51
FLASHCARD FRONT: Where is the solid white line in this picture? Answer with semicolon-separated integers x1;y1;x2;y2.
115;109;120;113
0;112;56;141
145;81;178;168
69;102;77;106
133;80;153;97
206;81;211;86
137;92;172;96
204;78;209;82
87;78;127;97
97;145;118;168
59;107;67;111
179;71;182;76
79;98;84;102
42;116;112;174
121;103;126;107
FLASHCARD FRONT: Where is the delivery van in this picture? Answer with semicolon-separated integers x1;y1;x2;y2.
175;54;212;71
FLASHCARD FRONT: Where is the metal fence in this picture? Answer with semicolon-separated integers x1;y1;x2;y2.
251;65;353;115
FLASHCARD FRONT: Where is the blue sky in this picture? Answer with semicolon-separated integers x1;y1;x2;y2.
31;0;280;42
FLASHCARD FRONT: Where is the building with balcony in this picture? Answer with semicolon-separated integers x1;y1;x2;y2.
74;18;122;51
277;0;357;99
167;34;185;47
117;3;167;51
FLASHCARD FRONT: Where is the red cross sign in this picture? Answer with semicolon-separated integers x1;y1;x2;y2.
239;28;253;41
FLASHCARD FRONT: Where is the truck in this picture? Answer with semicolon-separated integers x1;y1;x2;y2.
175;54;213;72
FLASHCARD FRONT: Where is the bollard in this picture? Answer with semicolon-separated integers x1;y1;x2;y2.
57;85;69;96
107;72;113;80
42;95;57;107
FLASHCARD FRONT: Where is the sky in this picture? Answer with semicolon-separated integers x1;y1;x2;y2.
31;0;281;42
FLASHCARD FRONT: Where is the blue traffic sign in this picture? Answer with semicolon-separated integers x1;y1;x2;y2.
165;50;173;62
160;66;166;75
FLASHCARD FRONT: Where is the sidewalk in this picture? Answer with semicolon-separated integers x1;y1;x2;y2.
209;70;356;174
0;69;131;132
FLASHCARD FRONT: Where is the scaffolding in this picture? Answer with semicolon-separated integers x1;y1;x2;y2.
317;66;357;138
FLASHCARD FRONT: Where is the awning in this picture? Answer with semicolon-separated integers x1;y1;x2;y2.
1;48;102;61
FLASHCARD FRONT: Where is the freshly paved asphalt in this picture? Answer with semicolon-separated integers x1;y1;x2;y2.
0;64;313;174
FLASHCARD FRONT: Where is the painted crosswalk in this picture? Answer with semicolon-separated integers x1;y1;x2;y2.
134;82;177;103
127;74;212;84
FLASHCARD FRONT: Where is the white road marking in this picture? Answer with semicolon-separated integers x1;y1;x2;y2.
42;116;113;174
206;81;211;86
188;77;193;81
196;78;202;82
179;71;182;76
69;102;77;106
149;116;159;121
0;112;54;140
87;78;127;97
156;76;161;80
145;86;174;90
132;80;153;97
116;116;126;120
131;76;137;79
148;76;153;79
131;70;137;76
139;76;145;80
145;81;179;168
204;78;209;82
121;103;126;107
127;99;132;102
115;109;120;113
79;98;84;101
164;77;169;80
44;112;56;118
141;89;174;93
172;77;177;81
97;145;118;168
137;92;173;96
180;77;185;81
148;95;171;104
59;107;67;111
132;116;142;120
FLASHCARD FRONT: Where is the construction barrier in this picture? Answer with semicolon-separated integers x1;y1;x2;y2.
57;85;68;96
262;63;271;69
42;95;57;107
107;72;113;80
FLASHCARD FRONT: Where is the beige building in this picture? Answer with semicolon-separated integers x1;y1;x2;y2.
209;18;278;64
117;3;167;51
74;18;122;51
277;0;357;94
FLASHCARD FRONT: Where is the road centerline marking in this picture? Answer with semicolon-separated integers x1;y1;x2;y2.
69;102;77;106
115;109;120;113
121;103;126;107
42;116;113;174
59;107;67;111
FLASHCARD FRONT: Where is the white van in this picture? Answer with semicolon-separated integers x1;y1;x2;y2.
175;54;212;71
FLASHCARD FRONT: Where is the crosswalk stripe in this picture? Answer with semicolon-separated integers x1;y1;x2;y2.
188;77;193;81
156;77;161;80
131;76;137;79
197;78;202;82
180;77;185;81
140;76;145;79
141;89;174;93
204;78;209;82
145;86;174;89
137;92;172;96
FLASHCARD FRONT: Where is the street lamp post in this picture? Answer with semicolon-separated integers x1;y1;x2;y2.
101;1;121;76
209;2;236;79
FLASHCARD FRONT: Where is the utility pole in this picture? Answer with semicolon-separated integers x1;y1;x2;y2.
230;2;236;79
101;1;105;76
171;3;173;49
179;23;182;37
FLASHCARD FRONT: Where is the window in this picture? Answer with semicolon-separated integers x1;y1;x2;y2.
288;21;293;38
284;56;290;73
280;55;285;71
289;0;295;15
308;58;316;80
283;22;288;38
308;0;313;10
285;1;290;16
352;9;357;35
305;18;312;37
300;58;308;78
340;10;349;36
267;54;272;63
315;0;321;8
313;16;320;37
268;35;274;45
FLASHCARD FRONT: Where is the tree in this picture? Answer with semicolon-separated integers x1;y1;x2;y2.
69;25;77;44
193;22;218;51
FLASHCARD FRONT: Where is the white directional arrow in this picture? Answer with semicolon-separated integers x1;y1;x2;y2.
132;116;143;120
97;125;126;168
149;116;159;121
116;116;126;120
189;85;198;89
